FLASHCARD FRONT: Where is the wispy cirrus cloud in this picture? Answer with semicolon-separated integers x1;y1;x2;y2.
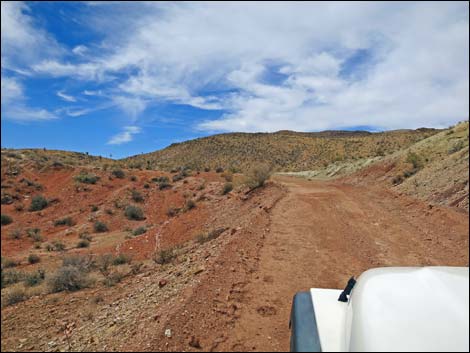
57;90;77;102
107;126;141;145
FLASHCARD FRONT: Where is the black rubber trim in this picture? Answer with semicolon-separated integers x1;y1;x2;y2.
289;291;322;352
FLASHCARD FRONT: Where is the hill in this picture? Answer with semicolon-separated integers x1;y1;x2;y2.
122;128;439;172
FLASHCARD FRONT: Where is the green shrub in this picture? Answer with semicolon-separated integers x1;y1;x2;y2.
91;205;99;212
54;217;75;227
3;258;19;268
184;199;196;211
79;232;93;242
48;265;91;293
24;269;45;287
222;182;233;195
1;214;13;226
154;248;176;265
143;183;150;189
158;181;172;190
27;254;40;264
124;205;145;220
8;229;22;240
103;271;124;287
204;167;210;172
26;228;42;241
405;152;423;170
53;240;66;251
45;243;54;252
130;175;137;182
77;239;90;248
245;164;272;189
74;173;99;184
2;269;24;287
152;176;169;183
112;169;125;179
29;195;48;211
132;226;147;236
94;221;108;233
131;189;144;202
112;254;131;265
215;167;224;173
4;287;27;306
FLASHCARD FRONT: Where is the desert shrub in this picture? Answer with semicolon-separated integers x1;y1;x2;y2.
124;205;145;220
94;221;108;233
392;175;404;185
15;203;24;212
172;173;184;182
8;229;22;240
204;167;210;172
3;258;19;268
152;176;169;183
154;248;176;265
222;182;233;195
111;169;125;179
54;216;75;227
222;172;233;182
27;254;40;264
184;199;196;211
96;254;114;275
33;242;42;249
1;214;13;226
197;183;205;190
26;228;41;239
48;265;91;293
79;232;92;242
103;271;125;287
77;239;90;248
403;169;418;178
215;167;224;173
130;175;137;181
448;141;465;154
52;240;66;251
166;207;178;217
159;181;172;190
74;173;99;184
105;208;114;215
131;189;144;203
4;287;27;306
132;226;147;236
45;243;54;252
245;164;272;189
2;269;24;286
29;195;48;211
405;152;423;170
143;183;150;189
62;255;94;272
112;253;131;266
91;205;99;212
24;269;45;287
196;228;227;244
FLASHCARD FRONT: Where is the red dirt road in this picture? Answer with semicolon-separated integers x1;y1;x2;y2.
221;175;469;351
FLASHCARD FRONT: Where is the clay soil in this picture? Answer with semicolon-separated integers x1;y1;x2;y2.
1;175;468;352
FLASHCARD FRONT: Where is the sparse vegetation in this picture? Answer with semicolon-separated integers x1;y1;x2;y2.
27;254;40;264
54;216;75;227
74;173;100;184
112;253;131;265
48;264;91;293
24;269;45;287
154;248;176;265
29;195;48;211
3;258;19;268
196;227;227;244
77;239;90;248
9;229;22;240
184;199;196;211
222;182;233;195
4;287;27;306
245;163;272;189
94;221;108;232
52;240;66;251
132;226;147;236
131;189;144;202
91;205;99;212
166;207;178;217
124;205;145;220
1;214;13;225
112;169;125;179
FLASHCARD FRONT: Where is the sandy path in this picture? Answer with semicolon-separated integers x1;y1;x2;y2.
225;175;469;351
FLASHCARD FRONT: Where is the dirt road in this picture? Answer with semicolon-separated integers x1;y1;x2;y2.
223;175;469;351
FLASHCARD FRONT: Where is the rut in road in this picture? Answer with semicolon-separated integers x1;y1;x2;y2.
222;175;469;352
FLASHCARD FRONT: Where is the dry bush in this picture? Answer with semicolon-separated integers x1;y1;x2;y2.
245;163;272;189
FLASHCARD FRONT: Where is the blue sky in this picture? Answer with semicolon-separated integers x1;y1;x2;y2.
1;2;468;158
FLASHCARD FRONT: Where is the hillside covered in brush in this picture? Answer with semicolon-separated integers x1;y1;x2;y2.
123;128;439;172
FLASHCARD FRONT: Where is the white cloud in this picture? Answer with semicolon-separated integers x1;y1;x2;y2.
111;96;148;122
57;90;77;102
72;45;88;56
1;76;57;121
107;126;141;145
